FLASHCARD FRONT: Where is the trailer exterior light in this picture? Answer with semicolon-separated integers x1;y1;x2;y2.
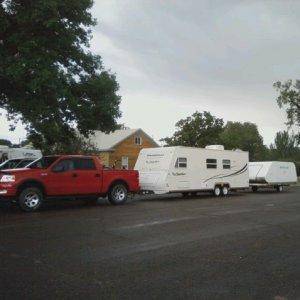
0;175;16;183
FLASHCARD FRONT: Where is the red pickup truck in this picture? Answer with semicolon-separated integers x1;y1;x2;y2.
0;155;139;212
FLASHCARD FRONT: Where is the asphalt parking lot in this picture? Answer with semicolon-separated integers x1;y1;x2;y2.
0;188;300;300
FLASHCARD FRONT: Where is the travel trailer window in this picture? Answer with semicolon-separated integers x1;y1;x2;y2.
223;159;231;169
206;159;217;169
175;157;187;168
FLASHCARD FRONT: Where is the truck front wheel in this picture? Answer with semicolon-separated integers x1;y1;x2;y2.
18;187;43;212
108;184;128;205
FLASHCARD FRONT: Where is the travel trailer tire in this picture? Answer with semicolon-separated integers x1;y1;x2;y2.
213;186;221;197
276;185;283;192
221;186;229;196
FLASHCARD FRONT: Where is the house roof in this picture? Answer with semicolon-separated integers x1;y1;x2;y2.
88;128;159;151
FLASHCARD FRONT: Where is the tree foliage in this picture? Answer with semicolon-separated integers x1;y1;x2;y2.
0;138;12;147
0;0;121;154
160;111;224;147
271;131;298;158
220;122;267;161
274;80;300;127
269;130;300;175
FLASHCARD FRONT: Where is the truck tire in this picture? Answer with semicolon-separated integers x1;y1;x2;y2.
221;186;229;196
18;187;43;212
276;185;283;192
213;186;221;197
108;184;128;205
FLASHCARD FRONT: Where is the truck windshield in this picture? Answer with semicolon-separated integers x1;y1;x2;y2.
29;156;59;169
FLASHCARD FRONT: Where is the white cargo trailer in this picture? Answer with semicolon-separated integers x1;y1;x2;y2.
134;146;249;197
249;161;297;192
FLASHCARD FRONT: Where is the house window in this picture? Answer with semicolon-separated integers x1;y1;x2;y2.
122;156;129;169
206;159;217;169
135;136;142;145
223;159;231;169
175;157;187;168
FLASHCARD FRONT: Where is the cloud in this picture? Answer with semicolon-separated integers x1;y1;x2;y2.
1;0;300;145
90;0;300;145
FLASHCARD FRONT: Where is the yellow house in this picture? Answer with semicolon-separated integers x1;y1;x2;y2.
90;128;159;169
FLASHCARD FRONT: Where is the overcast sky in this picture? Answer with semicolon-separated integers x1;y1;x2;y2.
1;0;300;145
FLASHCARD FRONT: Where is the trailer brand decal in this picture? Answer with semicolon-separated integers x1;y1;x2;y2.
204;164;248;183
172;172;186;176
146;160;160;164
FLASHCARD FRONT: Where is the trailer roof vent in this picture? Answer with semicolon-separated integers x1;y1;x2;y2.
205;145;224;150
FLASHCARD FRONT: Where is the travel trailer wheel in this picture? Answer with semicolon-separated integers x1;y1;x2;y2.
213;186;221;197
276;185;283;192
221;186;229;196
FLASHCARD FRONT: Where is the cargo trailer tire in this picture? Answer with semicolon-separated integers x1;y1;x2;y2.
18;187;43;212
108;184;128;205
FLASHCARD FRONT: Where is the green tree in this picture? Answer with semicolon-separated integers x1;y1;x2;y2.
0;0;121;154
0;139;12;147
161;111;224;147
274;80;300;127
271;130;298;159
220;122;267;161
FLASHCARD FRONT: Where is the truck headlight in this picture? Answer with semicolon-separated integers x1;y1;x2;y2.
0;175;16;183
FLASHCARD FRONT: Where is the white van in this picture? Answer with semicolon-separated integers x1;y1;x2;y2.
0;146;42;169
134;145;249;196
0;147;42;162
249;161;297;192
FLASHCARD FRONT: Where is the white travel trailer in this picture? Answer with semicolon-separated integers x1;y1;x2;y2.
249;161;297;192
134;145;249;196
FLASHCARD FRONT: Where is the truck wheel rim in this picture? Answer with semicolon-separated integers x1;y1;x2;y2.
113;187;126;202
24;193;40;208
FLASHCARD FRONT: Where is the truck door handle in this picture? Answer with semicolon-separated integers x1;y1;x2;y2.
95;174;100;177
72;173;78;178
